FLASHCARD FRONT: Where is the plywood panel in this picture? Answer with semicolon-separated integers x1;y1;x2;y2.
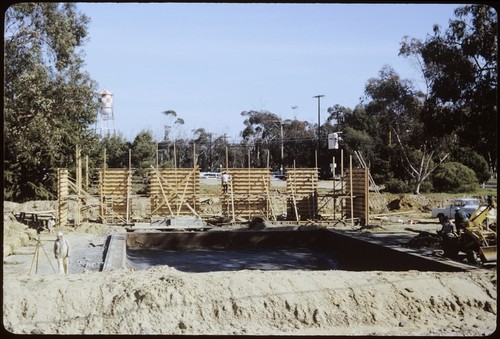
221;168;271;219
149;168;200;216
286;168;318;220
345;168;369;225
99;168;131;222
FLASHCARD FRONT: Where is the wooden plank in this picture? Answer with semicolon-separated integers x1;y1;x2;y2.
345;168;369;225
149;166;200;217
286;168;318;220
221;168;270;219
57;168;69;227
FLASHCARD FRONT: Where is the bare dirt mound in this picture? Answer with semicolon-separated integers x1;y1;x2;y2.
386;194;433;212
3;268;496;335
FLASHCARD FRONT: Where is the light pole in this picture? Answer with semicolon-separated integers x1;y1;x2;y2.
313;95;325;167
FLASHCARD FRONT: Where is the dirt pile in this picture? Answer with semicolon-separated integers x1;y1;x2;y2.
3;205;38;257
3;267;496;335
3;195;497;336
386;194;433;212
407;231;442;249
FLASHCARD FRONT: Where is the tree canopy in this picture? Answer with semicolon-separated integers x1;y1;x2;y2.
4;3;99;201
399;4;497;172
4;4;496;200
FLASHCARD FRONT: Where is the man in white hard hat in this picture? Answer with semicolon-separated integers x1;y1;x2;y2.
54;231;70;274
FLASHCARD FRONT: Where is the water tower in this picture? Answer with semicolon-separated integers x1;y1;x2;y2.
96;88;115;137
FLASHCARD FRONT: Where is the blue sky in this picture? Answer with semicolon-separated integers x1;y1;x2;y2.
77;2;459;142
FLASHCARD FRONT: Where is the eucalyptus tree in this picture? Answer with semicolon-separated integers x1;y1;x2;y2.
158;110;186;167
4;3;99;201
399;4;497;176
192;128;214;171
161;110;184;141
240;110;283;168
280;119;316;169
363;66;449;194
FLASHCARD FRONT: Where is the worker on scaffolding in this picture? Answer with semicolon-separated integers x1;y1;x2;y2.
54;231;70;275
221;171;229;194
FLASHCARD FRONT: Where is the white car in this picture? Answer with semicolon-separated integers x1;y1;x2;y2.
200;172;220;179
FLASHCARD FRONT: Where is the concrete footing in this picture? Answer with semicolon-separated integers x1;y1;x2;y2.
102;228;473;272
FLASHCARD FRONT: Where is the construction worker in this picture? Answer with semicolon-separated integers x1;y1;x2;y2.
440;216;455;235
54;231;70;275
221;171;229;194
47;216;55;234
440;216;458;259
454;207;470;233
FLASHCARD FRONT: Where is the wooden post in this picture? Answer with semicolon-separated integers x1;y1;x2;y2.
333;156;336;220
100;148;106;222
126;149;131;224
340;149;344;193
75;145;81;226
85;155;89;190
193;142;196;167
311;174;315;220
57;168;69;228
290;171;299;222
350;155;354;227
315;150;318;169
230;176;235;223
247;149;251;218
225;146;229;170
173;141;177;169
177;180;190;216
263;175;276;222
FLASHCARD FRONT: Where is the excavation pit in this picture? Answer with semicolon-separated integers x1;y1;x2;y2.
103;229;467;273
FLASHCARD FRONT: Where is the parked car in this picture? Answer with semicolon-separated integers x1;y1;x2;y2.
431;198;495;223
200;172;220;179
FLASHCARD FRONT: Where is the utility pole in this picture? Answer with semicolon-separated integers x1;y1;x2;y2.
313;95;325;169
280;122;284;175
272;120;285;175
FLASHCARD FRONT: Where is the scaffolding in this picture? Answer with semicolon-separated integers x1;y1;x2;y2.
57;145;370;227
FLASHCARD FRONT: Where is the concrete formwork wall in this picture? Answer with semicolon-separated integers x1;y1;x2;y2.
346;168;369;225
57;168;69;227
221;168;271;219
149;168;200;217
286;168;319;221
99;168;130;223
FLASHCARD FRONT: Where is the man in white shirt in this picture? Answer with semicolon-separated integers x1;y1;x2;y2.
54;231;70;274
221;172;229;194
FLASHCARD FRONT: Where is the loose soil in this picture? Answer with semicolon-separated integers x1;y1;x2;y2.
2;188;497;335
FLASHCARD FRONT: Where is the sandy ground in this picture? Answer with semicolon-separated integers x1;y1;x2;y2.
2;194;497;336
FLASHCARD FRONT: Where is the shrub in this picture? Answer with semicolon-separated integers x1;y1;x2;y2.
417;180;433;193
431;162;479;193
451;148;490;183
384;178;411;193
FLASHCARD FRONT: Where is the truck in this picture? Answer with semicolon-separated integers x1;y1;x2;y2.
431;198;482;222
